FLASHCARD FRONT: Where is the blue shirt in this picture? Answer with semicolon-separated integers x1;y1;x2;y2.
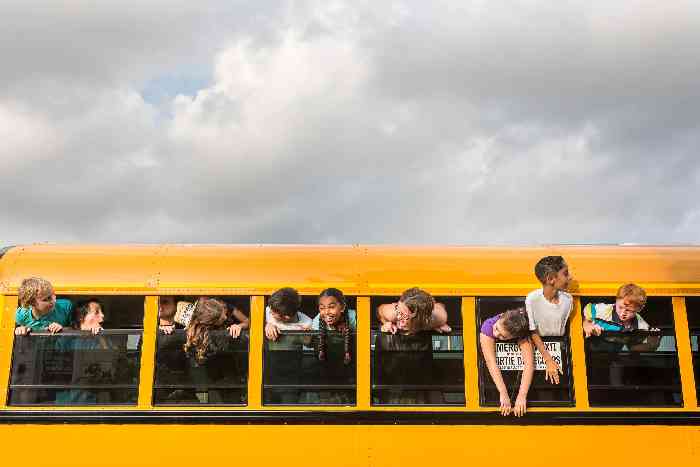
15;299;73;330
311;309;357;331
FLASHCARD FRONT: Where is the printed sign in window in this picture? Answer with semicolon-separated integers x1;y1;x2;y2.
496;341;562;371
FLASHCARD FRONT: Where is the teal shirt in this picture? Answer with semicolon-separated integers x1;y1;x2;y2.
311;309;357;331
15;299;73;330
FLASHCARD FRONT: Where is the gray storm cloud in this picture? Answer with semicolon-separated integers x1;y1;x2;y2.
1;0;699;244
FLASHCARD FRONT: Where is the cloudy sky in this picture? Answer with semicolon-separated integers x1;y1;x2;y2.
2;1;699;245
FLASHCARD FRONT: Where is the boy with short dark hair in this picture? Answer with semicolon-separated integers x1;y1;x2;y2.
526;256;573;384
265;287;312;341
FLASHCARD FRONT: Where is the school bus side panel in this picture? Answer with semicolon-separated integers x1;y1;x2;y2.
0;425;697;466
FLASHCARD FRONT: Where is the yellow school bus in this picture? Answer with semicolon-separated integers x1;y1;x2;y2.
0;244;699;467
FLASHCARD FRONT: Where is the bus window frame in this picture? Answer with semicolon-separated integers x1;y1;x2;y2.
475;297;575;408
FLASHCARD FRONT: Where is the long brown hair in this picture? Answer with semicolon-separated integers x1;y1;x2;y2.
183;298;227;363
400;287;434;332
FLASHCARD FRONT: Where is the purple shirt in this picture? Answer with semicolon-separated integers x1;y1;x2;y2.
480;314;501;338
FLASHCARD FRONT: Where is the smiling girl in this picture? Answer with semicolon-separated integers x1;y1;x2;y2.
312;288;356;364
376;287;451;335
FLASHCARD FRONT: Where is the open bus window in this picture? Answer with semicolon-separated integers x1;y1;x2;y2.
153;296;249;405
8;296;144;406
686;297;700;405
582;296;681;407
263;295;356;405
476;297;574;407
371;296;464;406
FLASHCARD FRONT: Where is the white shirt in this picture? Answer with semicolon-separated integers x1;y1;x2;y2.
265;306;312;330
525;288;573;336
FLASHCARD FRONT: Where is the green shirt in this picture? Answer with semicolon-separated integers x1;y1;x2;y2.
15;299;73;330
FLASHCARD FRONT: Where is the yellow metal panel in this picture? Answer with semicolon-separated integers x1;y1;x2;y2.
356;297;371;409
569;296;589;409
0;295;14;408
4;244;700;295
462;297;479;409
0;244;162;294
673;297;698;408
137;296;157;408
248;296;264;408
0;425;698;467
156;245;361;294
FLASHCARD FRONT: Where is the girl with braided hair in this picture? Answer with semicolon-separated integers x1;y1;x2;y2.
312;288;356;364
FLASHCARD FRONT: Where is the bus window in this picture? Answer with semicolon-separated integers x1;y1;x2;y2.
263;295;356;405
476;297;574;407
8;296;144;406
153;296;249;405
582;296;681;407
686;297;700;405
371;296;464;406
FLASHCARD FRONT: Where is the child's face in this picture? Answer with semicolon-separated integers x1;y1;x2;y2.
493;318;513;341
81;302;105;329
615;297;642;324
33;288;56;316
319;296;345;326
159;297;176;319
270;308;296;323
396;301;416;331
550;265;572;291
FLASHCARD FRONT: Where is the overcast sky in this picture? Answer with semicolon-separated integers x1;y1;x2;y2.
1;1;699;245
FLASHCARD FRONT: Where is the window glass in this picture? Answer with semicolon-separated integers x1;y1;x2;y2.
686;297;700;405
476;297;574;407
263;295;356;405
582;296;681;407
9;296;143;405
371;296;464;406
153;296;249;405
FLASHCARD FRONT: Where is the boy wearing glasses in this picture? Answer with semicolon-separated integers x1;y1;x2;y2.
14;277;73;335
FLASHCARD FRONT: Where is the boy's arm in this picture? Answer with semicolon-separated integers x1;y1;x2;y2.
530;331;561;384
14;308;31;335
264;308;280;341
479;333;511;416
581;303;602;338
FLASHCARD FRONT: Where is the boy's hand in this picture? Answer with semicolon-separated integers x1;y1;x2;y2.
47;322;63;334
14;326;30;336
228;324;242;338
498;391;512;416
265;323;280;341
380;322;397;334
159;324;175;335
544;358;563;384
583;320;602;338
513;394;527;417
